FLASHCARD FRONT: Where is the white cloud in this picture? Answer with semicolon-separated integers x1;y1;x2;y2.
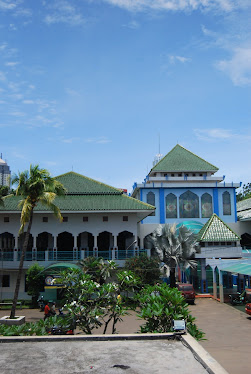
5;61;19;67
84;137;112;144
215;47;251;86
22;99;34;104
169;55;191;64
102;0;246;13
9;110;25;117
60;137;80;144
123;20;140;29
194;128;251;141
0;1;17;11
43;0;86;26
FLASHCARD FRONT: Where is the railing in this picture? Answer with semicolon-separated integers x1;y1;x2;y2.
0;249;148;262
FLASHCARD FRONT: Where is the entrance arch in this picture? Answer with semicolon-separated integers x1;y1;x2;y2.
0;232;15;250
57;232;74;260
97;231;113;251
77;232;94;252
117;231;135;251
36;232;54;250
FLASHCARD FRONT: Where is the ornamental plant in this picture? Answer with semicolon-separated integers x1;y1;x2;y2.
136;283;205;341
59;268;135;334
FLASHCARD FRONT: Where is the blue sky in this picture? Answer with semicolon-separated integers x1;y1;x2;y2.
0;0;250;193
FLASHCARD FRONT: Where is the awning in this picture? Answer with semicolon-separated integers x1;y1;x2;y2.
221;263;251;276
42;262;81;275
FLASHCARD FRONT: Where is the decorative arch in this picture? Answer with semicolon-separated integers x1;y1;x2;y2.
201;193;213;218
117;231;135;252
57;232;74;251
223;191;231;215
179;190;199;218
147;191;155;216
36;232;54;251
166;193;177;218
97;231;113;251
0;232;15;250
77;232;94;250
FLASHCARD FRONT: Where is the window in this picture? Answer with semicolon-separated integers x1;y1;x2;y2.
166;193;177;218
179;190;199;218
63;217;68;222
178;173;182;177
123;216;128;221
171;174;175;177
147;192;155;216
201;193;213;218
223;191;231;215
42;217;48;222
83;217;88;222
103;216;108;222
2;274;10;287
3;217;9;222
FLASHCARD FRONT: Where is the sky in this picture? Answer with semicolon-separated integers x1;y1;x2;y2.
0;0;250;193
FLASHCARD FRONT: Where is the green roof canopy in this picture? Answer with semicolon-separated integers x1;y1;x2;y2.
197;214;240;242
42;263;81;275
0;172;155;213
221;263;251;276
151;144;218;173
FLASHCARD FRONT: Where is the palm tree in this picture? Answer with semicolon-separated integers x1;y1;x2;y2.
145;224;198;288
10;165;66;319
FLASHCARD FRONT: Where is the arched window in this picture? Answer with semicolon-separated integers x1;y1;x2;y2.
201;193;213;218
223;191;231;215
166;193;177;218
179;190;199;218
147;192;155;216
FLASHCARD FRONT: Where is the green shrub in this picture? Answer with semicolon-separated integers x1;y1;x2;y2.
136;283;205;341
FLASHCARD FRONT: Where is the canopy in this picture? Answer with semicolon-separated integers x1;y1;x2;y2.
221;263;251;276
42;262;81;275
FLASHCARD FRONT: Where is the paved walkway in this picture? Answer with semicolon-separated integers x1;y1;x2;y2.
1;298;250;373
189;298;250;374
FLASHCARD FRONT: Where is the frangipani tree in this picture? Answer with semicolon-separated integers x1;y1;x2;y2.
145;224;198;288
10;165;66;318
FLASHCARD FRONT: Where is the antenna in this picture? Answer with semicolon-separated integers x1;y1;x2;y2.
159;134;160;154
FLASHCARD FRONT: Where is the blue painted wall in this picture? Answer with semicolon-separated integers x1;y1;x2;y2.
140;186;237;224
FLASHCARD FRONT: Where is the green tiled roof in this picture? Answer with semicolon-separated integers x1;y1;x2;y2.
0;172;154;212
56;172;122;195
151;144;218;173
221;263;251;276
197;214;240;242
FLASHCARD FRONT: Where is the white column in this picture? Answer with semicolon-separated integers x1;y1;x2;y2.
94;235;98;249
212;267;217;300
73;235;77;249
53;236;57;249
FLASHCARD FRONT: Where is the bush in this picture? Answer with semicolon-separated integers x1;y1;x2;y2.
136;283;205;341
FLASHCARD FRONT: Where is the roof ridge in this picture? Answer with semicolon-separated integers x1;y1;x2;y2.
151;144;218;173
121;193;156;209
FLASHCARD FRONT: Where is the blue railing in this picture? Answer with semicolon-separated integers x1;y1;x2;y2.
0;248;148;261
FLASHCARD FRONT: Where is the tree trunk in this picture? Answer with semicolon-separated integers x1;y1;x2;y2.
169;259;176;288
10;211;33;319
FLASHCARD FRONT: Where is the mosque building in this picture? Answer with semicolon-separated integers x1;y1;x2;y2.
0;145;250;301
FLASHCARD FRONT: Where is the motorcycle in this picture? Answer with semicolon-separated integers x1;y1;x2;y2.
229;291;246;305
37;295;45;311
46;310;75;335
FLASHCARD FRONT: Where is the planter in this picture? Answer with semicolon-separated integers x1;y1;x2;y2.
0;316;26;326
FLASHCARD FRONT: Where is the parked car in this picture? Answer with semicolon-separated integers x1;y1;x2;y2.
244;289;251;316
177;283;196;304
